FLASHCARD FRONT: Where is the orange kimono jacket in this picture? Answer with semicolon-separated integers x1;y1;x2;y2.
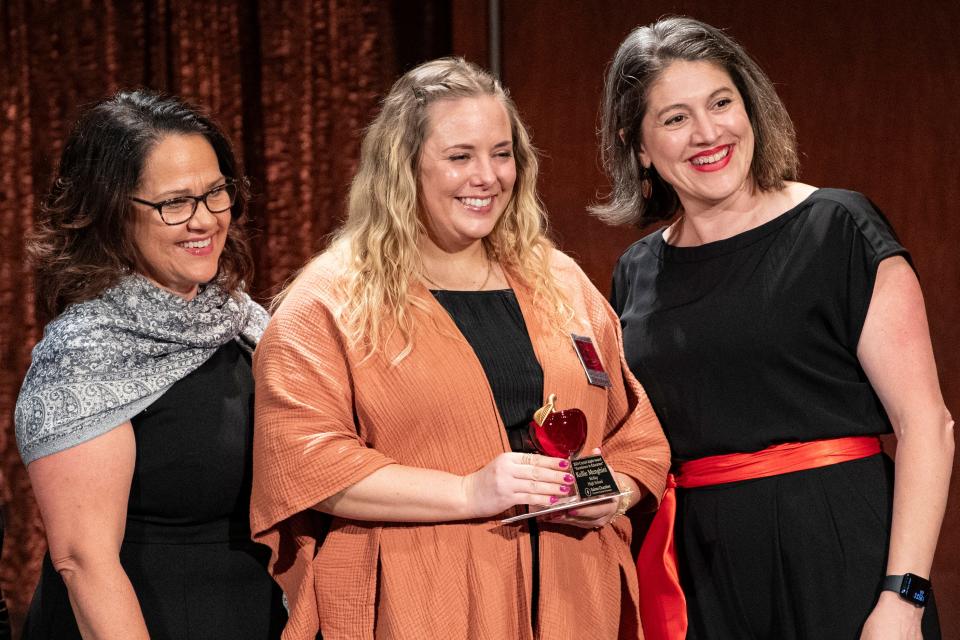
250;249;670;639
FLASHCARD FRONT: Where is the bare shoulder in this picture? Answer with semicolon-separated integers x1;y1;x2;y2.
784;181;819;206
754;182;819;226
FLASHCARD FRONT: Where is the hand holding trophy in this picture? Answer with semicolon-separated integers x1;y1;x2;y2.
502;393;631;524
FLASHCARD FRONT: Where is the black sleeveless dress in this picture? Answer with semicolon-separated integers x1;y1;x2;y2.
612;189;940;638
23;342;287;640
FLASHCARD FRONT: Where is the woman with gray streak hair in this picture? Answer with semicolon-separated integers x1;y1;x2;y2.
596;16;951;640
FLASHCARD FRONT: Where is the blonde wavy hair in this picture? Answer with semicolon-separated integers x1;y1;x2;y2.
294;57;573;362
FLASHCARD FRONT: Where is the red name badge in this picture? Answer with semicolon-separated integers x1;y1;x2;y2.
571;334;611;388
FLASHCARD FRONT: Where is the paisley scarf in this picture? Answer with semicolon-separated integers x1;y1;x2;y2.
15;275;269;464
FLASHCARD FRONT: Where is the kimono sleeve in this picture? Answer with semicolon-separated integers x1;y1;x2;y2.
249;281;396;541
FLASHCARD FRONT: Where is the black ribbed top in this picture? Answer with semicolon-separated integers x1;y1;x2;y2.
431;289;544;452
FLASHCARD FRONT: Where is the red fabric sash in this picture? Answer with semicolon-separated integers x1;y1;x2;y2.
635;436;882;640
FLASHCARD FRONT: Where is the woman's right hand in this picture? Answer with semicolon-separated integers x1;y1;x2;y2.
460;452;575;518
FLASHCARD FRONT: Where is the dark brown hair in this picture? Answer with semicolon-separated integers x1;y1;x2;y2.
30;89;253;317
591;16;800;227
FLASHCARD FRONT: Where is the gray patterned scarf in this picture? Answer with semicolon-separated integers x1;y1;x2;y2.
15;275;270;465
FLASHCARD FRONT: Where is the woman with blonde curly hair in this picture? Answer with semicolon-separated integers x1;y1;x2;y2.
250;57;670;639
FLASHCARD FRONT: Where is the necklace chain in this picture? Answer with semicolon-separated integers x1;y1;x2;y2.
421;253;494;291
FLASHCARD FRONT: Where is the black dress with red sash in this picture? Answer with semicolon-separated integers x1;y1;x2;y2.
612;189;940;638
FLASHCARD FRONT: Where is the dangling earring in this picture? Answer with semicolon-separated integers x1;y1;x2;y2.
641;167;653;200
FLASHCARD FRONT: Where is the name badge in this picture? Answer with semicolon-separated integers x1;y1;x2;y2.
571;333;611;388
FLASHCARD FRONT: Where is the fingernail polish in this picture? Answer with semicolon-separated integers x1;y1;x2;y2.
563;474;574;483
559;485;569;493
550;496;559;504
559;460;569;468
568;510;579;516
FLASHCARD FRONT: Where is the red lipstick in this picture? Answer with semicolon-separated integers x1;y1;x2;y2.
689;144;733;173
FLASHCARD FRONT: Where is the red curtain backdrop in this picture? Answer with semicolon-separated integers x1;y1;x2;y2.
0;0;394;630
6;0;959;635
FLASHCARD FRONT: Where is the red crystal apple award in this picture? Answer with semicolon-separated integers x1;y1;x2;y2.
529;393;587;459
501;394;629;524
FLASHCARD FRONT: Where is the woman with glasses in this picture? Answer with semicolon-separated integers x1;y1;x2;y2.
15;90;286;639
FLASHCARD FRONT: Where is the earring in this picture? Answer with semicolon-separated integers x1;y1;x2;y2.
641;167;653;200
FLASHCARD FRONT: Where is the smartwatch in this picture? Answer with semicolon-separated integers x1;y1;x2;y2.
882;573;932;607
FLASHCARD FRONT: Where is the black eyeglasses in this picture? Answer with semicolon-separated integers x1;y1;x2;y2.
130;180;238;225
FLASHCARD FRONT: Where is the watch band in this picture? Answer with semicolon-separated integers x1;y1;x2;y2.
882;573;932;607
882;575;905;592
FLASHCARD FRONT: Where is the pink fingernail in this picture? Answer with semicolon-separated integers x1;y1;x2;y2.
568;509;579;516
563;474;574;483
559;485;570;493
559;460;569;468
550;496;559;504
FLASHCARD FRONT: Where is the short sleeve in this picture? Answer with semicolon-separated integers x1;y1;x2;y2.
832;191;911;350
610;238;647;317
610;257;626;316
250;283;397;538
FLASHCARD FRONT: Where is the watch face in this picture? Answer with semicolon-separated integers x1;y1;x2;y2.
901;574;932;605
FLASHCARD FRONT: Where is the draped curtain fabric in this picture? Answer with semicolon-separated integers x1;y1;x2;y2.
0;0;394;630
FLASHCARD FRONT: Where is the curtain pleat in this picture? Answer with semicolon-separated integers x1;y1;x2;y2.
1;1;43;630
0;1;391;631
255;0;390;292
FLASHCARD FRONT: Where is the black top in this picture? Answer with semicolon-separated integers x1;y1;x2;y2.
432;289;544;450
611;189;908;460
23;342;285;640
126;340;257;543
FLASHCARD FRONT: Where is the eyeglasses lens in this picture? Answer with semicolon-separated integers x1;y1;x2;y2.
159;183;237;224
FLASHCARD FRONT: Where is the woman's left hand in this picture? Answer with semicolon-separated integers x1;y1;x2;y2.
860;592;924;640
545;448;626;529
